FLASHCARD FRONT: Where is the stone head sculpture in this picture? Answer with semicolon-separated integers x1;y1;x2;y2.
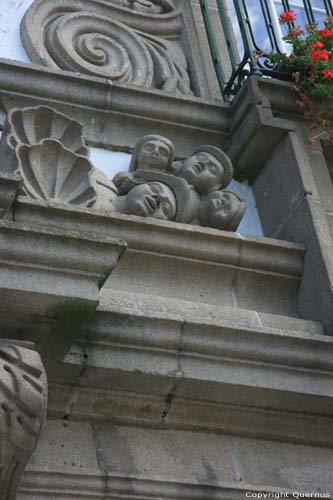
133;170;201;223
173;145;233;195
129;135;175;173
123;0;175;14
198;190;247;231
113;170;200;223
122;181;177;220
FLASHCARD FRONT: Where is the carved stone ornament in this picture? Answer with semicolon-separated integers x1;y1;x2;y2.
0;106;97;208
111;134;247;231
17;141;97;206
21;0;193;96
0;105;245;230
0;340;47;500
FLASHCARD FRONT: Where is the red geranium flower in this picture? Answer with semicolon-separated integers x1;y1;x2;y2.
311;41;325;49
279;10;297;24
318;27;333;38
323;69;333;78
311;49;330;62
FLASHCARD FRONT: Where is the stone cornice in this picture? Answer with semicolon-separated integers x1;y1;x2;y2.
46;380;333;449
14;198;304;278
55;290;332;418
0;58;229;154
19;469;305;500
0;219;126;290
0;219;126;361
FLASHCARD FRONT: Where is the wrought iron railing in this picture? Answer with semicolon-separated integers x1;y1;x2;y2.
199;0;333;101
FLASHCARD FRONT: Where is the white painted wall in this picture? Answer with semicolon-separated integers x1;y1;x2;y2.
89;147;131;178
0;0;33;63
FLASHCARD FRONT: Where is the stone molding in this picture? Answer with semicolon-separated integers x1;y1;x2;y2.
18;469;301;500
0;340;47;500
46;379;333;449
0;58;228;155
12;198;303;318
13;197;304;278
21;0;194;96
62;290;332;416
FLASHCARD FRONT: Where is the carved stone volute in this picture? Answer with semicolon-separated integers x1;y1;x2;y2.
21;0;193;96
0;340;47;500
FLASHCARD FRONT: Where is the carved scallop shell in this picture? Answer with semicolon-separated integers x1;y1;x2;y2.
16;140;97;206
8;106;88;157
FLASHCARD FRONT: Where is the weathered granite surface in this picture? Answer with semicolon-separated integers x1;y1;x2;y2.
0;18;332;497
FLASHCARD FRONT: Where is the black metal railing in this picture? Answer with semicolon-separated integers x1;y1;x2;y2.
199;0;333;101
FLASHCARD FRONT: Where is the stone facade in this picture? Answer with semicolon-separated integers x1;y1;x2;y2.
0;1;333;499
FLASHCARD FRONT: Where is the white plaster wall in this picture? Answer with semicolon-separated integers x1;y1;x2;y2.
0;0;33;63
89;147;131;178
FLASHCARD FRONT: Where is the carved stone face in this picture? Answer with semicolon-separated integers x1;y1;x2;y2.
137;139;171;171
126;181;176;220
199;191;244;230
124;0;164;14
178;152;225;194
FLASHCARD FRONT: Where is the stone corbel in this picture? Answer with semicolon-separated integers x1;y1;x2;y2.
227;76;295;180
0;220;126;365
227;75;333;335
0;340;47;500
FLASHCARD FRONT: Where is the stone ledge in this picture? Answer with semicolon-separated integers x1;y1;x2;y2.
19;420;333;498
46;382;333;448
14;199;304;317
0;58;228;155
18;470;297;500
57;290;332;416
14;198;304;277
0;219;126;306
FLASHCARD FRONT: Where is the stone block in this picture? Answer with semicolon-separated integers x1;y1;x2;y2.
19;421;333;498
277;195;333;334
231;436;333;491
26;420;100;474
253;132;318;238
0;219;126;361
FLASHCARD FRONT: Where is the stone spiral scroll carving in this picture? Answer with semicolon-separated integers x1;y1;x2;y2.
21;0;193;95
0;340;47;500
